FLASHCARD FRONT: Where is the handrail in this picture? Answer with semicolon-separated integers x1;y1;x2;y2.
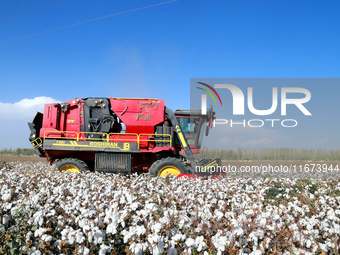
43;130;172;147
139;133;172;147
77;132;139;143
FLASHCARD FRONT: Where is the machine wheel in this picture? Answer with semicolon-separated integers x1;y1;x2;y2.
55;158;89;173
149;157;189;177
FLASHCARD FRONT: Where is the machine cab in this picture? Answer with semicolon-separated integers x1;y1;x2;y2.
174;108;215;153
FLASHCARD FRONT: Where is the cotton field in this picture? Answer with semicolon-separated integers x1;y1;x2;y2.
1;161;340;255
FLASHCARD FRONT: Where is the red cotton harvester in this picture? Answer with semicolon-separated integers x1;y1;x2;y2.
28;97;220;177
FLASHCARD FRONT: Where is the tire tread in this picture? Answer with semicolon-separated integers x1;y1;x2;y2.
149;157;189;177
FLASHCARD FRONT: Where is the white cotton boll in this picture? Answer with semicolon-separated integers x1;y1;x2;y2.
167;247;177;255
306;239;312;248
34;228;47;238
68;233;75;245
131;202;140;211
306;223;313;231
121;221;126;228
79;218;88;229
5;203;12;210
326;241;335;249
136;225;146;236
148;234;160;244
233;226;244;236
145;203;157;212
152;223;163;234
130;243;143;255
38;216;44;226
266;225;274;231
46;210;56;218
319;243;329;253
60;227;68;239
121;230;131;243
120;196;127;204
138;209;148;217
160;216;170;225
106;223;117;235
99;244;111;255
26;231;33;242
171;233;185;243
195;236;207;252
2;215;9;225
2;193;11;202
319;198;326;205
214;210;224;220
94;230;105;245
33;211;44;226
76;231;85;243
327;210;335;220
251;249;263;255
32;194;40;205
194;226;202;233
32;250;42;255
212;235;227;252
259;218;267;227
185;238;195;248
78;246;90;255
289;223;298;231
334;223;340;234
41;234;53;242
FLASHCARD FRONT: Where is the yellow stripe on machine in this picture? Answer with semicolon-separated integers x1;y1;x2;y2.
200;160;217;172
51;140;131;151
175;125;187;148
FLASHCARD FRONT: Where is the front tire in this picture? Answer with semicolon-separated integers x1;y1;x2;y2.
149;157;189;177
55;158;89;173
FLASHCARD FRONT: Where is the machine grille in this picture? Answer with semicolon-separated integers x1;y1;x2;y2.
95;152;131;174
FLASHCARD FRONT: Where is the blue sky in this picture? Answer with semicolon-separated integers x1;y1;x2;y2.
0;0;339;149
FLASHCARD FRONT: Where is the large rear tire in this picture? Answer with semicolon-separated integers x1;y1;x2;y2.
55;158;89;173
149;157;189;177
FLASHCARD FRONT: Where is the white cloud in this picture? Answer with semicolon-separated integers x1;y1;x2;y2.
0;97;59;149
0;96;59;119
309;138;328;146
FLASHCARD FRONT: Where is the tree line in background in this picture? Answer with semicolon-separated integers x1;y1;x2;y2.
1;147;340;161
198;147;340;161
0;148;38;156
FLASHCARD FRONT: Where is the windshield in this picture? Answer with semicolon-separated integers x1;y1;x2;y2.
177;117;202;147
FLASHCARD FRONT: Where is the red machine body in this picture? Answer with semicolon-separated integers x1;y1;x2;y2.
28;97;218;175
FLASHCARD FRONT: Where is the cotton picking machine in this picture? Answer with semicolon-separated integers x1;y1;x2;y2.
28;97;220;177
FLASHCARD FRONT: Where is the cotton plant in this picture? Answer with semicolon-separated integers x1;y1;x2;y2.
0;161;340;254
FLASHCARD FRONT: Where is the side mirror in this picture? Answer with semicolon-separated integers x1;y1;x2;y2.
205;125;210;136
